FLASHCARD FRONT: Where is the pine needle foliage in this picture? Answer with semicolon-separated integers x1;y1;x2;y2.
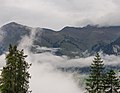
86;53;105;93
103;69;120;93
0;45;31;93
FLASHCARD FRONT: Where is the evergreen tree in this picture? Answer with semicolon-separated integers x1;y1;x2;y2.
103;69;120;93
0;45;31;93
86;53;105;93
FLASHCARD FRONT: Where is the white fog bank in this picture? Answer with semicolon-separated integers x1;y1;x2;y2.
0;28;119;93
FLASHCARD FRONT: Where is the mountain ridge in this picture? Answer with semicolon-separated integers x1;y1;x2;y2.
1;22;120;57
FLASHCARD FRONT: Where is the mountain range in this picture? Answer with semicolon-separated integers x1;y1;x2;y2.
0;22;120;57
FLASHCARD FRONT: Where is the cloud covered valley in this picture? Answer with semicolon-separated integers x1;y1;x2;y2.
0;28;119;93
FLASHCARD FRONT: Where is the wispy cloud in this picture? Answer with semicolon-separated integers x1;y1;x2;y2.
0;27;119;93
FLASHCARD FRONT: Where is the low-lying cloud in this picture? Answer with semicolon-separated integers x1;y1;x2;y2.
0;28;119;93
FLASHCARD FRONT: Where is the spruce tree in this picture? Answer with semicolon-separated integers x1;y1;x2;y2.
86;53;105;93
103;69;120;93
0;45;31;93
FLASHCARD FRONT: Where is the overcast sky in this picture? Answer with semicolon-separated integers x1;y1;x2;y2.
0;0;120;30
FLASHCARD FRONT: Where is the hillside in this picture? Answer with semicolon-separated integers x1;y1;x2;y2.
0;22;120;57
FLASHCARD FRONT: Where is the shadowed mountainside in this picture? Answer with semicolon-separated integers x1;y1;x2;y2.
0;22;120;57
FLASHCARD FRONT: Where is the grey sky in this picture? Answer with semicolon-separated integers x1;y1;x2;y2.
0;0;120;30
